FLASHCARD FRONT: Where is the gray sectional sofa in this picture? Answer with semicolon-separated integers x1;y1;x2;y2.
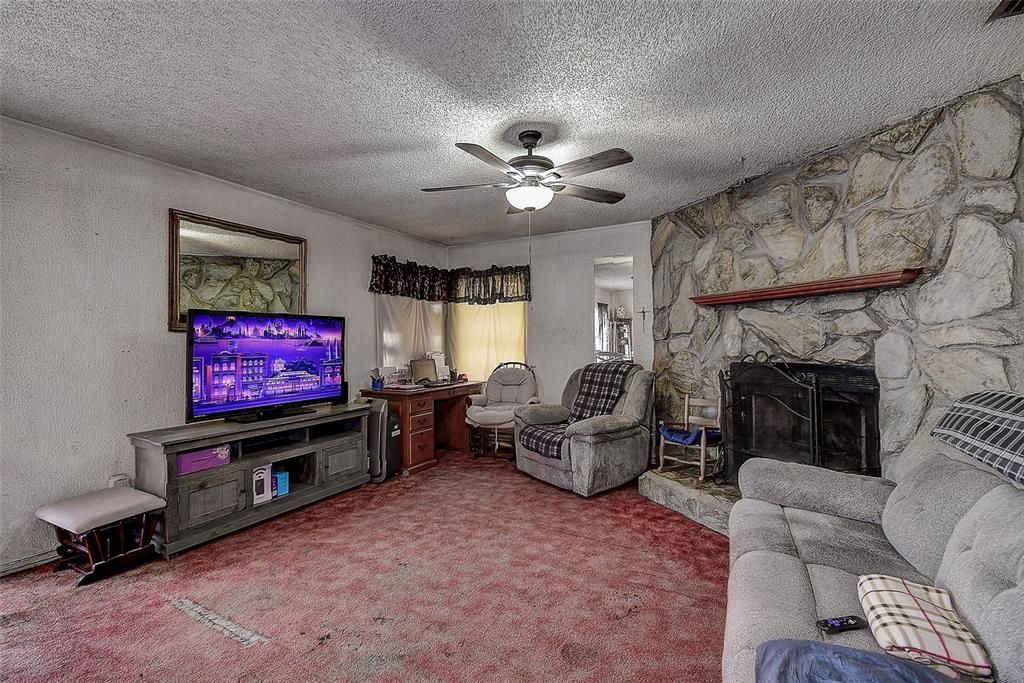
723;437;1024;682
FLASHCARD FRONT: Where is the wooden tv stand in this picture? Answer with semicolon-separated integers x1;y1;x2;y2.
129;403;370;556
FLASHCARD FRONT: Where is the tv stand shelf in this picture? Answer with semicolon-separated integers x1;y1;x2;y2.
129;403;370;556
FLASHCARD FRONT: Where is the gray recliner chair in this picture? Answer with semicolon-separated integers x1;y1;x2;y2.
513;365;654;497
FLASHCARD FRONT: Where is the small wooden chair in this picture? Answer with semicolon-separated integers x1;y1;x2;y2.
658;393;723;481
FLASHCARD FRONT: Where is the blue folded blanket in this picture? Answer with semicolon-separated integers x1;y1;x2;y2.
755;639;956;683
659;424;722;446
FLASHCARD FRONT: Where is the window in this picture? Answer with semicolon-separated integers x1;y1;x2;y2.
447;301;526;381
374;295;446;370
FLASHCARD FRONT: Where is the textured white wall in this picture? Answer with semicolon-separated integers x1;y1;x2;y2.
446;222;653;403
0;120;445;572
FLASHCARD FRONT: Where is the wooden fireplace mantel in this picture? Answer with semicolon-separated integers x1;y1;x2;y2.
690;268;923;307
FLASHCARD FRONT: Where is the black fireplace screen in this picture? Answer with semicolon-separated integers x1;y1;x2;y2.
720;354;880;482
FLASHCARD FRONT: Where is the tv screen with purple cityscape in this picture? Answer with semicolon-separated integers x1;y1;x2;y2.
189;312;345;418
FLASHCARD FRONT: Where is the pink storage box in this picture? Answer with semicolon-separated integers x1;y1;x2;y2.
176;444;231;475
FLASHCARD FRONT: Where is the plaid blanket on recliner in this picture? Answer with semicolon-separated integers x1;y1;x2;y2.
569;362;637;423
519;362;637;459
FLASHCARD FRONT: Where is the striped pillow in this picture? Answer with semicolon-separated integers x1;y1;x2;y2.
931;390;1024;484
857;574;993;681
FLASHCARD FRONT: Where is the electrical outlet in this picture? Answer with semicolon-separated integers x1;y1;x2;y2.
107;473;131;488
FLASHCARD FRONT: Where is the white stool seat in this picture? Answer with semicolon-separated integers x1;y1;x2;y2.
36;487;166;535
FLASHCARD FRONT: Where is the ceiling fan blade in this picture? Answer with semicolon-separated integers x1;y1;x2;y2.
421;182;516;192
455;143;523;178
551;183;625;204
544;148;633;180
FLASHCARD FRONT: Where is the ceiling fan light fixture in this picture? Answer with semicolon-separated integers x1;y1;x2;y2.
424;131;632;212
505;181;553;211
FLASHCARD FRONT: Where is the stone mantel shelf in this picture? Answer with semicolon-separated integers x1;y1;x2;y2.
691;268;923;307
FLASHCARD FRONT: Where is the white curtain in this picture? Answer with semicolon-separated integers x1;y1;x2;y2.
447;302;527;381
375;295;446;369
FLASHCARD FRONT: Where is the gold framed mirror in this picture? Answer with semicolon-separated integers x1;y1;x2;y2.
168;209;307;332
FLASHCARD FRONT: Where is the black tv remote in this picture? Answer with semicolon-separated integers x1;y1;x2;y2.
815;615;868;634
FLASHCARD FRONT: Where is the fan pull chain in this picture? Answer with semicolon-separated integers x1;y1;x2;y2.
527;210;533;271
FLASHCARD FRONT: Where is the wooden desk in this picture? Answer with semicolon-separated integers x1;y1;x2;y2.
360;382;483;474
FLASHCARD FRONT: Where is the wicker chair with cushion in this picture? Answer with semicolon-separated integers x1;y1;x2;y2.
514;362;654;497
465;362;539;457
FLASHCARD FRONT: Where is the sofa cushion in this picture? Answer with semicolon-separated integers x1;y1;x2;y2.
723;550;821;683
786;508;930;583
806;565;888;655
936;485;1024;683
739;458;895;525
883;453;1004;580
728;499;798;567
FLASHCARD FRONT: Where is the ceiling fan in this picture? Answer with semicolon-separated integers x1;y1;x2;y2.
422;130;633;213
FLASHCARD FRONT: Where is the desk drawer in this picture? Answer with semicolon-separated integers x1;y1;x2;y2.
409;429;434;466
410;412;434;432
410;397;433;415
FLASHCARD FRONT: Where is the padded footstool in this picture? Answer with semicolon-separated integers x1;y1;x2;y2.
35;487;166;586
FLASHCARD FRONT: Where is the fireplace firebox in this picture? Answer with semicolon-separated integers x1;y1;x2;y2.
719;354;880;483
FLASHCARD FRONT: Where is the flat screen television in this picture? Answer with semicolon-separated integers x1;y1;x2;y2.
187;309;347;422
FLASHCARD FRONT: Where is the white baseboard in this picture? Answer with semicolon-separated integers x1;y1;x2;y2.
0;549;57;577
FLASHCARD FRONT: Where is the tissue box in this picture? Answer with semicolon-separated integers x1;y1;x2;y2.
272;470;289;497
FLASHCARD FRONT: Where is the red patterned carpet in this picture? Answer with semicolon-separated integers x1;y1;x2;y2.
0;453;729;682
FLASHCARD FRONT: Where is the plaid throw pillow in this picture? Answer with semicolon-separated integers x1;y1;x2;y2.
568;362;636;423
857;574;993;681
931;390;1024;484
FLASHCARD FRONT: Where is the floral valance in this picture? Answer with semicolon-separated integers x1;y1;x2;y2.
368;254;450;301
368;254;530;304
449;265;531;304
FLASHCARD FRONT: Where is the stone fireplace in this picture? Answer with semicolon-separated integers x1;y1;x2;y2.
649;76;1023;480
720;356;880;483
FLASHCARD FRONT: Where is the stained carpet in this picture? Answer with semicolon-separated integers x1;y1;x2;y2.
0;453;729;682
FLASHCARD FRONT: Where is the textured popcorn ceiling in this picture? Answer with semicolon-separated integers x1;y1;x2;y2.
1;2;1022;245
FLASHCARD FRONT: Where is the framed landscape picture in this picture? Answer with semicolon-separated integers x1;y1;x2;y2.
168;209;307;332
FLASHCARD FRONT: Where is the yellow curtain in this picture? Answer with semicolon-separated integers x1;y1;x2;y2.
447;302;527;381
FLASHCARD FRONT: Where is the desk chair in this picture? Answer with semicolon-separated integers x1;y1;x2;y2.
466;362;538;459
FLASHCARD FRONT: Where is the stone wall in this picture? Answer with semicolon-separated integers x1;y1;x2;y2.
651;76;1023;475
